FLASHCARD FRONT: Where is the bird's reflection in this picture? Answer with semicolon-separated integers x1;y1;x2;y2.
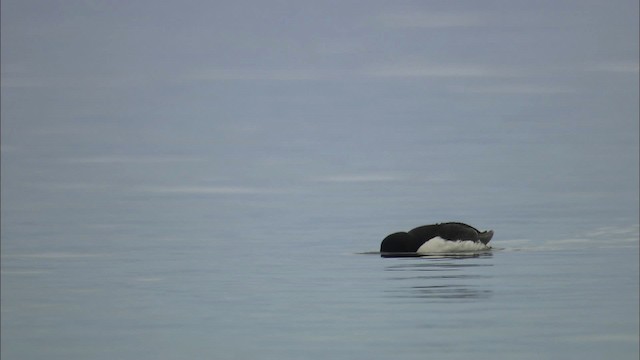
384;253;493;302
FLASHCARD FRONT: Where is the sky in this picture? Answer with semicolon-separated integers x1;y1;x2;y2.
1;0;639;242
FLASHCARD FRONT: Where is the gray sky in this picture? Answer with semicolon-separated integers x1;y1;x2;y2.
2;0;638;239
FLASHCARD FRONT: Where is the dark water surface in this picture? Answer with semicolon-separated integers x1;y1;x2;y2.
2;202;638;360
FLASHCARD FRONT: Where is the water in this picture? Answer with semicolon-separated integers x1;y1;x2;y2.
3;0;638;357
2;188;638;360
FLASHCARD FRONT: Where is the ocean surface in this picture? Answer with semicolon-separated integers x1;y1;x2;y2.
1;188;639;360
3;0;639;358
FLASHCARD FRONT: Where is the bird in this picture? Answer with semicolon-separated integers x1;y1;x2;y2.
380;222;493;255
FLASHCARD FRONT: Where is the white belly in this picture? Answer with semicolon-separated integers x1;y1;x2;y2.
416;236;491;254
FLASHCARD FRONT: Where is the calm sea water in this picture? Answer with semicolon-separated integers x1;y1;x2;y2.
1;190;638;360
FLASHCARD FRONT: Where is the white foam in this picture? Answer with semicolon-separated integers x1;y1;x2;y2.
416;237;491;254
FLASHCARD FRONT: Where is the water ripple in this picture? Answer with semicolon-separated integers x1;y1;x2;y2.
383;256;494;302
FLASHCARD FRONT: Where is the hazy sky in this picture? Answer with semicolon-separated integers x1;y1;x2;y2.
2;0;638;239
